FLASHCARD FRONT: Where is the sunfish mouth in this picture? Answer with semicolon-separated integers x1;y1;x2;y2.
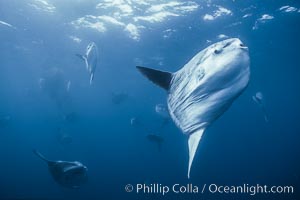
239;42;248;50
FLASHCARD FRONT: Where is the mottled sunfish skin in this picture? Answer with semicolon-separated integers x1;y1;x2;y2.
76;42;98;85
136;38;250;178
33;150;88;189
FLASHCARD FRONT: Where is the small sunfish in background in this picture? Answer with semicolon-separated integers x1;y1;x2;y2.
111;92;128;104
33;150;88;189
155;103;170;128
137;38;250;178
146;134;164;152
130;117;151;132
39;67;71;110
252;91;269;122
130;117;141;127
155;104;169;118
0;20;16;29
76;42;99;85
66;80;71;92
56;128;73;145
63;112;79;123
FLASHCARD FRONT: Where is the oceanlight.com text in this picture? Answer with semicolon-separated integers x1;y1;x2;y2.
207;183;294;196
125;183;294;196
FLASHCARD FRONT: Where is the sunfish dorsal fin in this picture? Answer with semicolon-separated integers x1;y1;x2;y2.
33;149;54;164
136;66;173;90
187;129;205;179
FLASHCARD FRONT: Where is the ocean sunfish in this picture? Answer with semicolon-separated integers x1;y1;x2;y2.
252;91;269;122
77;42;98;85
33;150;88;188
136;38;250;178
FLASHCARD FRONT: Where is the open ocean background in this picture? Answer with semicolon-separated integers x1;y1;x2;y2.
0;0;299;199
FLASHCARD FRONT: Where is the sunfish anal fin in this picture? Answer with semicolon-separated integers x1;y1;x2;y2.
89;73;94;85
188;128;205;179
136;66;172;90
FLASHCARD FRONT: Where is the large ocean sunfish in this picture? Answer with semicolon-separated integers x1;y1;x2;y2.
136;38;250;178
33;150;88;188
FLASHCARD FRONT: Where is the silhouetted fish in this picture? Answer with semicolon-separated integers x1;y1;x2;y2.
155;104;170;128
146;134;164;152
63;112;78;123
252;91;269;122
76;42;98;85
39;68;71;110
111;92;128;104
57;129;73;145
33;150;88;189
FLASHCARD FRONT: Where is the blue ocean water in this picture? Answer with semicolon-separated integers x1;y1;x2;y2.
0;0;299;199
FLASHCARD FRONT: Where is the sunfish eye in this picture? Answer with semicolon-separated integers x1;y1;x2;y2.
214;49;222;54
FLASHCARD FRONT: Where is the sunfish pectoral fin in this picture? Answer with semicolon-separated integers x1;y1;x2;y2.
136;66;173;90
63;165;80;173
187;129;205;179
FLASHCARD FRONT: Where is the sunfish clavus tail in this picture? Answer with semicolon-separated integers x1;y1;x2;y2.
137;38;250;178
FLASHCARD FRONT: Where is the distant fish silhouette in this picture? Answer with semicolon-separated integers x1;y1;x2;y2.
111;92;128;104
155;104;170;128
66;80;71;92
33;150;88;189
76;42;98;85
59;134;73;145
0;20;16;29
63;112;78;123
155;104;169;118
39;67;71;109
146;134;164;152
57;129;73;145
137;38;250;178
252;92;269;122
130;117;141;127
130;117;152;133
